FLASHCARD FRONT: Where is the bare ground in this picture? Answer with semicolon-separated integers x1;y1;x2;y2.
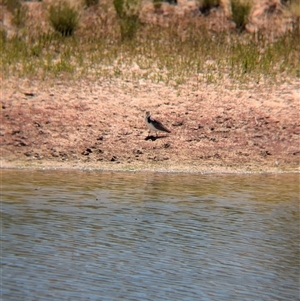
1;77;299;173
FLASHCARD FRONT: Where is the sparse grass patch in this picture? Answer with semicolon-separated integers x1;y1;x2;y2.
1;12;299;86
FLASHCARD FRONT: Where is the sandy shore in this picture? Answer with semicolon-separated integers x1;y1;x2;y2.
1;77;299;173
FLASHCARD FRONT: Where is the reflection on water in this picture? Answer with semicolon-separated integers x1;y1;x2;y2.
2;170;299;301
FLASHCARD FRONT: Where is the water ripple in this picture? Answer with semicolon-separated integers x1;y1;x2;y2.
2;170;299;301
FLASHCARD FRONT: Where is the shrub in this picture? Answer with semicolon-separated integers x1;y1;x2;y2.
113;0;125;18
4;0;21;13
199;0;220;15
11;5;28;28
120;16;140;40
231;0;251;31
153;0;163;12
288;0;300;16
163;0;177;4
48;1;79;36
0;28;7;46
113;0;141;41
289;0;300;30
4;0;28;28
85;0;99;7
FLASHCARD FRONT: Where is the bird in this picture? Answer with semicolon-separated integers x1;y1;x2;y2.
145;111;171;137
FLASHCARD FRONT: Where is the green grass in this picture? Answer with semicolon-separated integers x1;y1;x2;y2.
1;17;299;87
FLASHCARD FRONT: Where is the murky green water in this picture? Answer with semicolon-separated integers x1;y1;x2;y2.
1;170;299;301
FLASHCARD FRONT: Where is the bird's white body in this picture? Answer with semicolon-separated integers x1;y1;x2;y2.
145;111;171;136
145;117;159;132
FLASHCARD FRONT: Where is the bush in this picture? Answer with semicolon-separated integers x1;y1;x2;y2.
4;0;21;13
120;16;140;40
288;0;300;16
153;0;162;12
4;0;28;28
113;0;141;41
231;0;251;31
11;5;28;28
113;0;125;18
0;28;7;46
199;0;220;15
48;1;79;36
85;0;99;7
163;0;177;5
289;0;300;30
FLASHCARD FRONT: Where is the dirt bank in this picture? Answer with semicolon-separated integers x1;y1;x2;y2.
1;77;299;173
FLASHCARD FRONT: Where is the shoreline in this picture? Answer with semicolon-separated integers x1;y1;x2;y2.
1;159;299;174
1;78;299;174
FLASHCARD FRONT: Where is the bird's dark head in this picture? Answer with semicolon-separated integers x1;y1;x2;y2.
145;111;151;117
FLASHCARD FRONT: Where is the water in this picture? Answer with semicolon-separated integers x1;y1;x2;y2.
1;170;299;301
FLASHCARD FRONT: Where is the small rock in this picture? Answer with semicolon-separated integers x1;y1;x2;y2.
34;153;42;160
14;140;27;146
260;150;272;157
59;151;68;159
24;92;35;97
82;148;92;156
51;151;59;157
172;121;184;126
